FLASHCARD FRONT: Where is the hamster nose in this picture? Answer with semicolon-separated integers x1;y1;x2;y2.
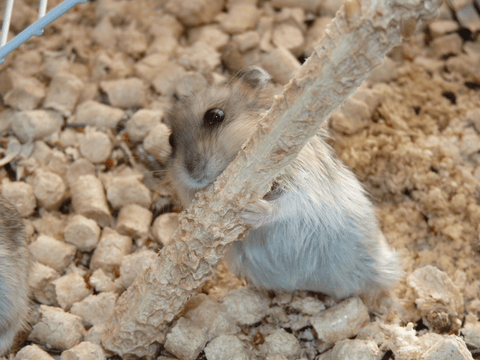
185;156;207;181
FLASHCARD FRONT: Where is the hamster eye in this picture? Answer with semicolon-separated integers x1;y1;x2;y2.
168;133;175;149
204;108;225;127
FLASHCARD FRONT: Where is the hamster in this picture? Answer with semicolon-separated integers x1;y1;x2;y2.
164;66;400;299
0;196;30;355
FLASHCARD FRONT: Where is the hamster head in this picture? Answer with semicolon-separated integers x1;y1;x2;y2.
165;67;274;206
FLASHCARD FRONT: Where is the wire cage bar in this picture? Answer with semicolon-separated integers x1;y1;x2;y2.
0;0;87;64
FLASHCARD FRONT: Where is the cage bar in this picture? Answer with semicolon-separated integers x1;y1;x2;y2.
0;0;87;64
37;0;49;35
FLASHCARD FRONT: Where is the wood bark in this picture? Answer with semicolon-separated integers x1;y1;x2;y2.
102;0;442;357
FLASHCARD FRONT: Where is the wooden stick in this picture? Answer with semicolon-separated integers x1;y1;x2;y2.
102;0;442;356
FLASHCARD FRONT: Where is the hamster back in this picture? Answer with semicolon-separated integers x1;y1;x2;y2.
0;196;30;355
165;67;400;299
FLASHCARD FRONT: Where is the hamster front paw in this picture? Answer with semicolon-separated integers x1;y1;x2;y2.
241;197;281;229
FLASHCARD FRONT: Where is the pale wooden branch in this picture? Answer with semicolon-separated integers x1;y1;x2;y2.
102;0;441;357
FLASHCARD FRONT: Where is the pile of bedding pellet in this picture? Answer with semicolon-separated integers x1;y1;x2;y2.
0;0;479;359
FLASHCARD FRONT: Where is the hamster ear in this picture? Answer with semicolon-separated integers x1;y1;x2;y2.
237;66;272;88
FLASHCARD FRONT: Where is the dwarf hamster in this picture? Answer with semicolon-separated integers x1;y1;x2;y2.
0;196;30;355
164;67;400;299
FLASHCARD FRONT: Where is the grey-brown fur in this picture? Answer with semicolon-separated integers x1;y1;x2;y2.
165;67;401;299
0;196;30;355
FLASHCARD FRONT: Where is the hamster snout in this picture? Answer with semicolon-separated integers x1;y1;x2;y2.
0;196;30;355
179;137;232;189
165;66;400;299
